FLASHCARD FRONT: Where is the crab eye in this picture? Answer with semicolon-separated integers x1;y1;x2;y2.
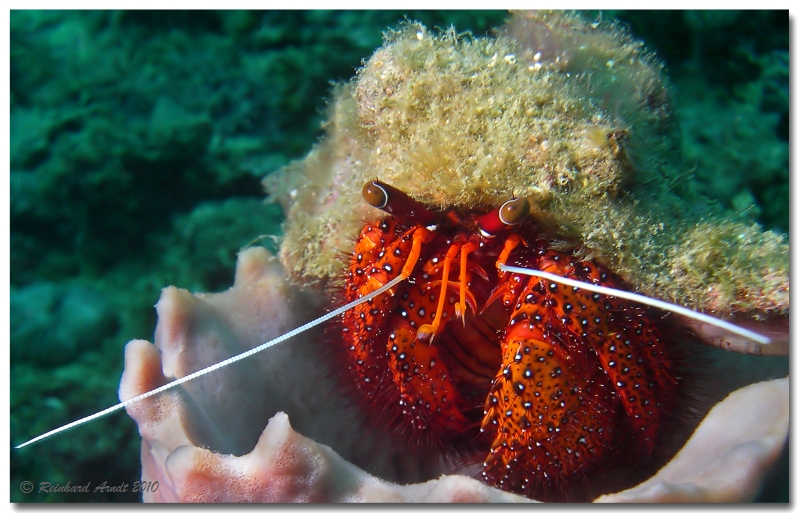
362;180;389;209
478;197;531;237
361;179;442;228
498;197;531;226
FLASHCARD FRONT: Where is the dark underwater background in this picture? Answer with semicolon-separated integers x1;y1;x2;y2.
9;10;788;503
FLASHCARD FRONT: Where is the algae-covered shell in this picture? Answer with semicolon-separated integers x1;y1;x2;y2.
265;10;787;320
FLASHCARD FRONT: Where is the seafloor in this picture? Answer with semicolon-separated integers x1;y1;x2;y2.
9;10;788;503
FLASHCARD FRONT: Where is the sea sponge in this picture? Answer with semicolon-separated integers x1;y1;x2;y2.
266;11;787;318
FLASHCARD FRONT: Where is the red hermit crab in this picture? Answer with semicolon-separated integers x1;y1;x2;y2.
337;179;682;501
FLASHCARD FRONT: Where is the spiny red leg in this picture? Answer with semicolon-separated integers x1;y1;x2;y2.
343;219;401;397
344;219;472;442
387;249;472;437
386;316;469;434
384;235;498;438
347;219;400;292
537;253;679;452
481;245;679;500
481;275;616;499
343;220;432;399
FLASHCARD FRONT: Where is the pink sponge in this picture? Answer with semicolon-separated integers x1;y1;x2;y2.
119;247;788;503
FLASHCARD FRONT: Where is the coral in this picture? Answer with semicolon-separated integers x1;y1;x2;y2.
269;11;788;319
119;247;788;503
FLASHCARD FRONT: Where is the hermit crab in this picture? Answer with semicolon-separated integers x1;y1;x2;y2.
336;179;687;501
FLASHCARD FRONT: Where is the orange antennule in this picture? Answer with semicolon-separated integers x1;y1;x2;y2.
417;243;461;342
496;233;524;269
400;227;431;280
455;242;480;322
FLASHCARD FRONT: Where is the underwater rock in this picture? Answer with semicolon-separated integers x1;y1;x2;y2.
119;246;788;503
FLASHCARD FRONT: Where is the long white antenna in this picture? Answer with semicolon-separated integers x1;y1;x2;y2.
498;264;771;345
15;274;407;449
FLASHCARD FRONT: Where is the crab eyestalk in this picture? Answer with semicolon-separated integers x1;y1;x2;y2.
362;179;443;228
477;197;531;237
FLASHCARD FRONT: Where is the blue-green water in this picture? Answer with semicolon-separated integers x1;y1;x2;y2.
9;10;788;503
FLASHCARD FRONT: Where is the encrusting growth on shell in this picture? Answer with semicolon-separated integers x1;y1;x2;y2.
265;10;787;320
